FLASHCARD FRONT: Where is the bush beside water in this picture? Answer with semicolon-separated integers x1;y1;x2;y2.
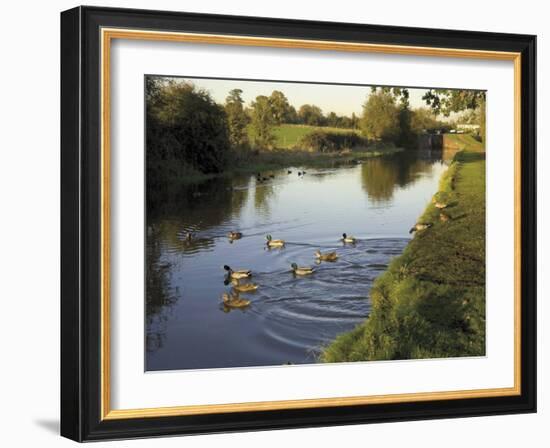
296;130;368;153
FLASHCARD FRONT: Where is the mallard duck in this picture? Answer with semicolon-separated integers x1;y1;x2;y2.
223;265;252;279
434;202;448;209
266;234;285;247
341;233;356;244
440;212;451;223
409;223;433;234
315;250;338;262
291;263;315;276
227;231;242;240
222;292;251;309
184;232;193;242
231;279;259;292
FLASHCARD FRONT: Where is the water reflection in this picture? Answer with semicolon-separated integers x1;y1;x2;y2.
145;225;177;353
360;151;438;204
145;150;449;370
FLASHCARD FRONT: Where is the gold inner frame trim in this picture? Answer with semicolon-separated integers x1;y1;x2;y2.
100;27;522;421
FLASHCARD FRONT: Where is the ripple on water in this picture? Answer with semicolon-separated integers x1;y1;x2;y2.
146;156;444;370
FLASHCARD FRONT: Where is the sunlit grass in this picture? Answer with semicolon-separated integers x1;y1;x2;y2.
321;135;486;362
271;124;357;148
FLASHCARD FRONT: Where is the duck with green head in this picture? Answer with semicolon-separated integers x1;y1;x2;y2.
409;222;433;234
266;234;285;248
223;265;252;279
341;233;356;244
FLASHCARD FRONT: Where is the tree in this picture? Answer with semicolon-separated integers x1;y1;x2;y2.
298;104;324;126
368;87;414;146
360;90;400;141
423;89;486;141
224;88;250;149
350;113;359;130
370;86;410;108
286;105;299;124
410;108;440;133
396;106;415;148
326;111;339;127
269;90;291;124
146;79;230;179
250;95;276;149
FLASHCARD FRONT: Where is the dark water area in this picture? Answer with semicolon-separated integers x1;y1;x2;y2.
146;149;453;371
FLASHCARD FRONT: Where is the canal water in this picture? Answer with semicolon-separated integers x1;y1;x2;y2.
146;150;450;371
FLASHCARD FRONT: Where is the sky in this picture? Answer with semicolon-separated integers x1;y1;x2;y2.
158;76;434;117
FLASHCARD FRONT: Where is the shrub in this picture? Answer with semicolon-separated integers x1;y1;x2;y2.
296;130;367;153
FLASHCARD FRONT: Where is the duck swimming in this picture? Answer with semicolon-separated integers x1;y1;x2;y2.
266;234;285;248
221;292;251;309
223;265;252;279
341;233;356;244
227;231;243;240
231;279;259;292
315;250;338;262
291;263;315;276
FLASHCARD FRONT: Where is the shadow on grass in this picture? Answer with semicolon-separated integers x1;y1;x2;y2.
456;151;486;163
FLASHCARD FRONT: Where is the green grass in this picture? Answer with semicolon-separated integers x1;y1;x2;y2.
271;124;357;148
443;133;484;151
321;134;486;362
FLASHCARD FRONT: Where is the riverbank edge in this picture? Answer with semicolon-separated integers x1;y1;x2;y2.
320;134;486;362
158;143;404;186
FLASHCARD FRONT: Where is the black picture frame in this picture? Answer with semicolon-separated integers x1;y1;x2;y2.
61;5;536;442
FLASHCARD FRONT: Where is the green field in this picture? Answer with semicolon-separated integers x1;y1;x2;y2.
321;134;486;362
259;124;357;148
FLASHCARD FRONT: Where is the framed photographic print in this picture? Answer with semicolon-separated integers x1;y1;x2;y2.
60;6;536;442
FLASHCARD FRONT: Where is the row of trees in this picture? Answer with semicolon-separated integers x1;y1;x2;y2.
225;88;361;149
360;87;486;145
146;77;486;183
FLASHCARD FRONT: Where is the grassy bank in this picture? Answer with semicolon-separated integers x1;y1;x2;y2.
271;124;357;148
230;143;401;175
154;123;401;188
161;143;402;189
321;134;485;362
150;143;402;191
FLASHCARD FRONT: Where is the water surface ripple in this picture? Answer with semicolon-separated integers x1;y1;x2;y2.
146;150;449;370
